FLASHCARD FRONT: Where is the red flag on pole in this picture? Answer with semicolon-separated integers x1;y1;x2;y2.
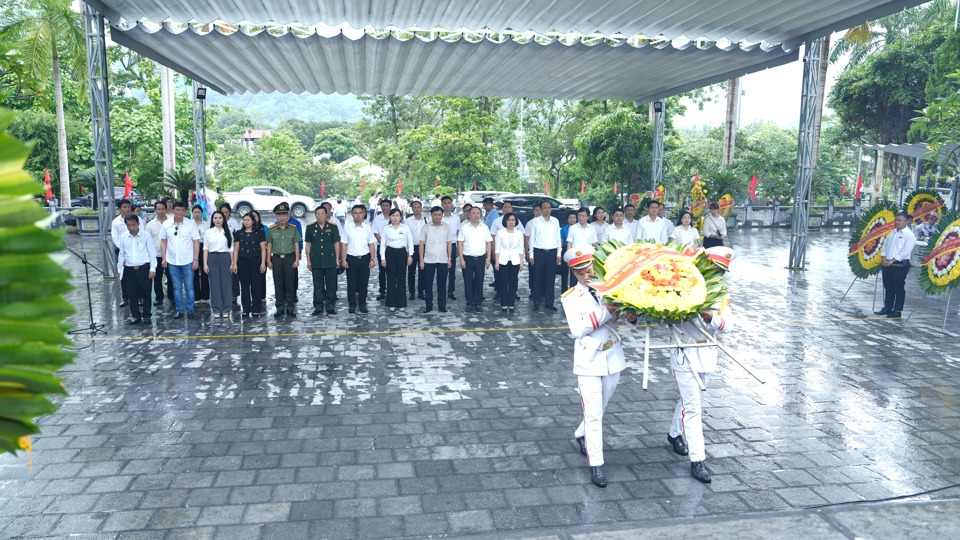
581;180;585;194
435;175;440;188
123;173;132;198
854;174;863;200
397;180;403;195
545;179;550;195
44;169;53;200
473;181;478;190
321;180;326;196
613;182;618;195
840;183;847;197
78;185;83;196
360;177;366;193
748;174;759;200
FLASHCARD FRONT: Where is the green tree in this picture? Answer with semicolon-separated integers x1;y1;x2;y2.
7;108;89;190
151;167;196;203
313;127;362;162
253;130;314;195
574;107;653;205
2;0;86;204
915;69;960;169
280;118;350;154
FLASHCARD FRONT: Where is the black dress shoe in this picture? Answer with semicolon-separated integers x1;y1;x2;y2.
887;311;902;318
127;318;142;325
173;312;184;319
376;293;385;300
312;309;323;316
119;300;129;307
417;293;426;300
422;307;433;313
476;305;483;313
409;293;415;300
690;461;712;483
532;305;541;312
287;310;297;318
349;305;357;313
274;311;284;319
438;308;447;313
590;465;607;488
359;305;368;313
874;308;891;315
326;309;336;315
576;436;587;456
668;434;689;456
447;294;456;300
544;305;557;311
153;299;163;306
187;312;195;319
142;317;151;323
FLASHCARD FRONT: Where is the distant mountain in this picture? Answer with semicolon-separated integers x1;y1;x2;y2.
205;91;365;125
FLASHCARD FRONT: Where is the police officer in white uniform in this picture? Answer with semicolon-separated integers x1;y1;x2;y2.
667;246;735;484
561;244;639;488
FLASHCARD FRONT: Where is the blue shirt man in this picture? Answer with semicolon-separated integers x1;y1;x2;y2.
483;198;500;229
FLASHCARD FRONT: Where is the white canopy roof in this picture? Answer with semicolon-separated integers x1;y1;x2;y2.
110;22;796;100
87;0;924;47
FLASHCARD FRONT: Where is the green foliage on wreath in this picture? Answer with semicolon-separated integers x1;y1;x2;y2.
0;109;74;455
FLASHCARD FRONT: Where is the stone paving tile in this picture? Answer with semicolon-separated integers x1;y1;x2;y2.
2;230;960;539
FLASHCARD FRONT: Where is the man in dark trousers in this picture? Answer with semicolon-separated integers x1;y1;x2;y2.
116;214;156;324
875;212;917;319
266;202;302;318
305;206;341;316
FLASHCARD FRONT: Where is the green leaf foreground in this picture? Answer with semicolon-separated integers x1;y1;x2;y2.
0;109;74;456
592;239;728;325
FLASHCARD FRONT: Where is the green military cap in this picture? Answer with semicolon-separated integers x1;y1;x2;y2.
273;202;290;214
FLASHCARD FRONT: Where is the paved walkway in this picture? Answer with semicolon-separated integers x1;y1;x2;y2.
1;228;959;539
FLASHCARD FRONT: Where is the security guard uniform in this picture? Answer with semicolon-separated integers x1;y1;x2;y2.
267;203;302;316
305;219;341;313
561;245;638;488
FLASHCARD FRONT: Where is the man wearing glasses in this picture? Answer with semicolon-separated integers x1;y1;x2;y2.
159;202;201;319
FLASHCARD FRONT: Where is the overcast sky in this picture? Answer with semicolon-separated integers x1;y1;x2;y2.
674;41;847;130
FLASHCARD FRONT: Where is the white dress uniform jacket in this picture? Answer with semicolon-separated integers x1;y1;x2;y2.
562;282;632;376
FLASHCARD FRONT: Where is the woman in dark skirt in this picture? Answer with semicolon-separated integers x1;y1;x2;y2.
232;214;267;317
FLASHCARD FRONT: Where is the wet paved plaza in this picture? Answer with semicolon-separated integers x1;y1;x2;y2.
1;228;959;539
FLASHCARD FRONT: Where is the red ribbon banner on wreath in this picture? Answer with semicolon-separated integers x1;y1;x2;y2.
848;221;897;256
911;200;944;223
922;237;960;266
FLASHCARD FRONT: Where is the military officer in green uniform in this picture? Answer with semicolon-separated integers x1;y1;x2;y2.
305;206;342;316
267;202;302;318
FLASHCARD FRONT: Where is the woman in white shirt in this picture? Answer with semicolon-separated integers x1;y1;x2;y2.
379;208;414;312
192;205;211;304
203;211;233;318
494;213;525;314
669;210;701;247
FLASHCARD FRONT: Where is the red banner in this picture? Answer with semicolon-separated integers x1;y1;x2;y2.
911;200;944;223
748;174;758;200
44;169;53;200
397;180;403;195
613;182;618;195
123;173;132;199
360;177;366;193
545;179;550;195
435;175;439;188
922;237;960;266
321;180;325;196
473;181;478;190
855;175;863;200
581;180;585;194
841;183;847;197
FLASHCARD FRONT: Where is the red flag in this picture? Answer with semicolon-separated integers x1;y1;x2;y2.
78;185;83;196
473;181;478;190
435;175;439;188
545;179;550;195
321;180;326;196
613;182;618;195
748;174;759;200
580;180;585;194
397;180;403;195
44;169;53;200
123;173;132;198
360;177;366;193
855;174;863;200
840;183;847;197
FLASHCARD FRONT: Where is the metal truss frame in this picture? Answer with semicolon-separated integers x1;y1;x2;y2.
788;38;823;270
652;101;665;191
84;4;117;277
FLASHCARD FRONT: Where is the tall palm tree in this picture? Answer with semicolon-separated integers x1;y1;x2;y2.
2;0;86;206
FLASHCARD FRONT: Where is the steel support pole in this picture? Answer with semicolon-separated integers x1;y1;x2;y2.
788;38;823;270
652;101;665;192
192;81;207;210
84;4;117;278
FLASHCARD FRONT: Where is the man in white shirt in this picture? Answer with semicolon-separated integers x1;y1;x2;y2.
875;212;917;319
528;201;562;312
145;200;174;307
658;204;674;238
111;198;143;307
419;206;452;313
567;207;599;250
116;214;157;324
405;201;428;300
624;203;638;240
159;202;201;318
637;200;668;244
341;204;377;314
524;205;542;295
457;207;492;313
441;196;461;301
372;198;393;300
603;208;634;244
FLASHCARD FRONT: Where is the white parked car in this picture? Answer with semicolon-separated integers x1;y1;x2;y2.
222;186;315;219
